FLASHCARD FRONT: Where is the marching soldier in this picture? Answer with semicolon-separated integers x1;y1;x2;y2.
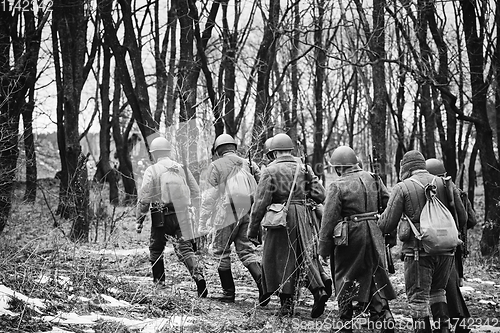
378;151;467;333
249;133;332;318
136;136;208;297
426;158;476;333
319;146;396;333
198;134;265;304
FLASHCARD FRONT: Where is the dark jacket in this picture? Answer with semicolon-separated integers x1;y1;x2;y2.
378;170;467;256
248;155;326;294
319;165;396;303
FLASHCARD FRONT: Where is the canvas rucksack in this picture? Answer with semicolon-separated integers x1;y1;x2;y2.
154;163;191;209
406;176;461;254
225;159;257;211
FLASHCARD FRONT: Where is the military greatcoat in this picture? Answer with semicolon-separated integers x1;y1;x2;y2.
249;155;327;296
319;166;397;304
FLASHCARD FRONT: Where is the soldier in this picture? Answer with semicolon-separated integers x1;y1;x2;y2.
319;146;396;333
378;151;467;333
198;134;265;304
426;158;476;333
248;133;331;318
136;136;208;297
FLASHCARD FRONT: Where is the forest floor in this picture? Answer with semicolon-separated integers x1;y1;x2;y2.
0;178;499;333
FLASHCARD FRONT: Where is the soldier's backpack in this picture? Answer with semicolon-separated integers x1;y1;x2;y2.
155;163;191;208
406;176;461;254
225;159;257;210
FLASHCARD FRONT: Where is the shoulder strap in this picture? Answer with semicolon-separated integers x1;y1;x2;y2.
400;180;422;239
408;177;425;189
284;163;301;208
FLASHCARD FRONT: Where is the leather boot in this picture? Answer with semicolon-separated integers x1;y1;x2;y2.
217;269;235;303
376;309;396;333
151;256;165;283
431;302;451;333
195;279;208;298
184;256;208;297
279;294;293;317
324;278;333;298
246;262;270;306
310;288;328;318
413;317;432;333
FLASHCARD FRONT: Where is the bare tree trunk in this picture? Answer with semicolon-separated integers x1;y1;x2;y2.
313;0;326;178
467;142;478;210
154;0;169;124
111;69;137;205
495;2;500;160
347;69;358;148
460;0;500;256
288;1;299;148
23;95;37;203
371;0;388;182
53;0;91;242
177;0;199;180
417;0;435;159
165;0;178;128
427;5;457;179
0;8;45;233
99;0;158;153
189;0;223;137
95;43;119;205
252;0;280;155
221;2;237;137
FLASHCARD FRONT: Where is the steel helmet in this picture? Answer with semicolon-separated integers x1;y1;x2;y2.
149;137;172;152
269;133;293;151
264;137;274;155
425;158;446;176
213;134;237;151
330;146;357;166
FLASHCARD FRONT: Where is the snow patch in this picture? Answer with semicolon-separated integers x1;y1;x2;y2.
86;247;152;256
460;286;475;293
0;284;46;310
471;326;500;332
38;274;71;287
42;312;195;331
99;294;131;307
481;280;496;286
478;300;497;306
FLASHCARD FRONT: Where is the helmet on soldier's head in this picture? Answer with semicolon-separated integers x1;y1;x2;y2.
213;134;237;151
425;158;446;176
330;146;357;166
269;133;293;151
264;137;274;155
149;137;172;152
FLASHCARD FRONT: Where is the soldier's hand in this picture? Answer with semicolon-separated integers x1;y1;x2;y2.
385;234;397;248
320;255;329;265
135;222;143;234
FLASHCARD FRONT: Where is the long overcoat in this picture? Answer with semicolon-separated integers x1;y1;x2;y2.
319;166;397;303
248;155;327;295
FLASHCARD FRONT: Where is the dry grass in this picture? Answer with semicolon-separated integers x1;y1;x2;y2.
0;178;499;332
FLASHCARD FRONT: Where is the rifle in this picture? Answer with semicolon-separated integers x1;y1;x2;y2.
371;147;395;274
247;147;261;245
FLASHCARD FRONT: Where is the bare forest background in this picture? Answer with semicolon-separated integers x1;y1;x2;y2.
0;0;500;256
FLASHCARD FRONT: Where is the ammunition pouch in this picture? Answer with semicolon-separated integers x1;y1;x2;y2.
150;203;177;228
